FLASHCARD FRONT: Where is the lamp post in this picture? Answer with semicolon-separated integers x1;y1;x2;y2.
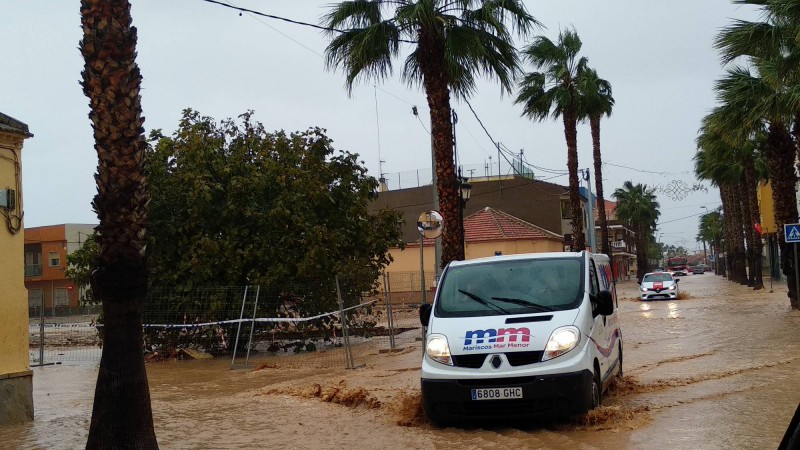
458;170;472;259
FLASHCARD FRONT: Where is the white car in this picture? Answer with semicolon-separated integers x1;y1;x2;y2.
640;272;679;300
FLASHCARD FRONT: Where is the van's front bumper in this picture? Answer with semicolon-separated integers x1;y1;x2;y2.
421;369;594;421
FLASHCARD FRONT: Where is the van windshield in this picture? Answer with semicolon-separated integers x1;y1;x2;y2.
435;258;584;318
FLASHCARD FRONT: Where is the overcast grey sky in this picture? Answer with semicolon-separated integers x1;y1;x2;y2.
1;1;759;249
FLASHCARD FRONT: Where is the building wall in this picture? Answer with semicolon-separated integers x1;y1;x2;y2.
387;239;564;274
23;224;95;311
0;127;33;424
465;239;563;259
758;181;776;234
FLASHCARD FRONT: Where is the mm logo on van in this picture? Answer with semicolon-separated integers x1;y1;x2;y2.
463;327;531;351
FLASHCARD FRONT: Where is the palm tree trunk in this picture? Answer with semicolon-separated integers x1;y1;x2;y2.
737;181;755;287
743;156;764;289
418;26;462;267
590;115;610;256
730;183;747;284
636;224;648;283
563;109;585;251
720;184;736;281
765;121;799;309
80;0;158;447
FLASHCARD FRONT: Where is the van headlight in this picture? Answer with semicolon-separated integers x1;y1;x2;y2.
640;286;647;292
426;334;453;366
542;326;580;361
668;285;676;290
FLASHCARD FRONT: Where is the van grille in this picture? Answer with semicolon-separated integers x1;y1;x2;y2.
451;354;486;368
505;351;543;366
451;351;543;369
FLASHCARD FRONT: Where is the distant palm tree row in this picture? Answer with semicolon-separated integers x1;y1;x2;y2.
696;0;800;308
322;1;617;264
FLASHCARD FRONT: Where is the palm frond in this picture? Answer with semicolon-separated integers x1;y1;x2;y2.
715;20;783;64
324;21;401;94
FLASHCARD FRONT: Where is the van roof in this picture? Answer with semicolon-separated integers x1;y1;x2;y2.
447;251;606;268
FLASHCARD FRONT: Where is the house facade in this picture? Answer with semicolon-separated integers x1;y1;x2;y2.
24;223;96;315
371;175;588;251
595;200;637;280
0;112;33;424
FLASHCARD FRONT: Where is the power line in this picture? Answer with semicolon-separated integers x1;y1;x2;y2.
198;0;416;43
463;98;568;179
603;161;693;176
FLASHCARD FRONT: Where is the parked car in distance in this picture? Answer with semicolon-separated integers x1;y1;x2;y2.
692;266;705;275
640;272;679;300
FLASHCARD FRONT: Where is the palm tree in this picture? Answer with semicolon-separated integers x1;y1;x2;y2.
698;209;724;275
515;28;588;250
715;0;800;307
79;0;157;447
322;0;537;267
577;66;614;255
612;181;660;283
695;116;750;286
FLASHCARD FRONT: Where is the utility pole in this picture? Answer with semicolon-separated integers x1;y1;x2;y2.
413;105;441;276
583;169;596;251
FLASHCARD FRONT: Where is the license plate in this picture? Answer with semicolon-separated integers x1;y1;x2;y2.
471;387;523;401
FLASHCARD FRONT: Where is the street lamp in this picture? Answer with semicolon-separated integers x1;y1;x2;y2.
458;170;472;258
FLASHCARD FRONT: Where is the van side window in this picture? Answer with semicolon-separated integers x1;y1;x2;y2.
589;259;600;296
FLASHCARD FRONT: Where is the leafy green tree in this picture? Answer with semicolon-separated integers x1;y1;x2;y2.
321;0;537;266
612;181;660;282
65;232;100;305
515;28;588;250
147;110;403;319
79;0;157;446
577;66;614;256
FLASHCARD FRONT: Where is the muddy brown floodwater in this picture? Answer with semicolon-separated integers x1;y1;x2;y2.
2;273;800;449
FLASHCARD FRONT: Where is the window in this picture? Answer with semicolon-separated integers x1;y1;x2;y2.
560;199;572;219
28;289;43;308
589;260;600;295
49;252;60;267
54;288;69;307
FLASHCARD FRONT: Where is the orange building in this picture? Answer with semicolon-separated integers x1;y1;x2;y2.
24;223;96;315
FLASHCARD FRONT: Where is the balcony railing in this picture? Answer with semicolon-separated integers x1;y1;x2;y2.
25;264;43;277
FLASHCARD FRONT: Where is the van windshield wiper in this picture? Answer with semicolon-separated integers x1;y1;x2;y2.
491;297;554;312
458;289;510;315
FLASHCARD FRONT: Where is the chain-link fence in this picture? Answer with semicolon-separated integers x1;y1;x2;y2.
29;271;431;370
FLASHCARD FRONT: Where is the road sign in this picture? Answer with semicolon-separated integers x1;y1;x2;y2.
785;223;800;243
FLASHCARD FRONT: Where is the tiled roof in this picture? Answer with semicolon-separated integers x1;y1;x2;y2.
0;112;32;137
465;207;562;242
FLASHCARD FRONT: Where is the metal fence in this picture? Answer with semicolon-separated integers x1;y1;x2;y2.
29;272;430;370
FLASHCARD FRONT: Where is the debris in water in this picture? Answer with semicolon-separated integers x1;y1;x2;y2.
390;391;427;427
262;381;381;409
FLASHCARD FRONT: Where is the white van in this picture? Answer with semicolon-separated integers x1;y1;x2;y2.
419;251;622;425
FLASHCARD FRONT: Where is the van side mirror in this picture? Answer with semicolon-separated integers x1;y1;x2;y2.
594;290;614;316
674;278;680;282
419;304;432;327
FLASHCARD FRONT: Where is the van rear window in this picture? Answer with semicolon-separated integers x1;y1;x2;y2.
435;258;584;318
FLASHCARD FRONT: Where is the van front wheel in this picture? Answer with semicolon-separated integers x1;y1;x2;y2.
422;395;450;428
591;370;602;410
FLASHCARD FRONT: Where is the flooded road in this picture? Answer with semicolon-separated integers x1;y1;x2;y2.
3;273;800;449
